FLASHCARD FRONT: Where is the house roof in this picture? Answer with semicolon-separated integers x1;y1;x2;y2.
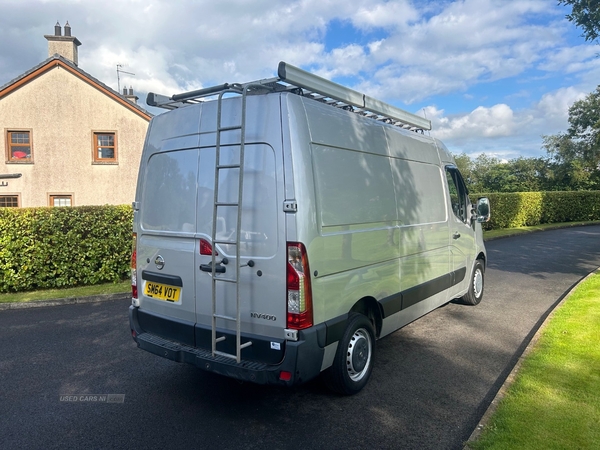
0;54;153;121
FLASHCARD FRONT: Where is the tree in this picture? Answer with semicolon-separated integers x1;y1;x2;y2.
540;85;600;190
568;86;600;152
453;152;474;186
559;0;600;42
542;132;599;190
453;153;549;193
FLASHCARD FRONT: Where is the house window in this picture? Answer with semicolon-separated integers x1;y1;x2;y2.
0;195;20;207
93;132;117;163
6;130;33;162
49;194;73;207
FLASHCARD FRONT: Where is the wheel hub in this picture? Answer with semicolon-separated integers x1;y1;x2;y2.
473;268;483;298
346;328;372;381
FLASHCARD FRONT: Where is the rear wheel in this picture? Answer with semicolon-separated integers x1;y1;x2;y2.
323;313;375;395
460;259;485;305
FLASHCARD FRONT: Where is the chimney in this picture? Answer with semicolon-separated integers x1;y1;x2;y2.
124;86;139;104
44;21;82;66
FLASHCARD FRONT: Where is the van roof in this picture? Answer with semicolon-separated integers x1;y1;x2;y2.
146;61;431;132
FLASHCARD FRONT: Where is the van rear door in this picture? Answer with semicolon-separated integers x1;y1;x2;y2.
193;142;287;363
137;146;201;344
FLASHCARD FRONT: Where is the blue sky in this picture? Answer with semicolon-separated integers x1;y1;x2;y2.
0;0;598;159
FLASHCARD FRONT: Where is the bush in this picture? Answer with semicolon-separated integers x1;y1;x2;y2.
0;205;132;293
473;191;600;230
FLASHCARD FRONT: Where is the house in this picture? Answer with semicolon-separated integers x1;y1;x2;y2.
0;22;152;207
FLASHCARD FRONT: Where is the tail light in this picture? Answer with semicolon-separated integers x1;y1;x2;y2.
131;233;138;302
200;238;216;256
286;242;313;330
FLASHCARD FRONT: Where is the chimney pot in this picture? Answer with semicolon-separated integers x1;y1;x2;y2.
123;87;128;95
45;21;81;66
129;87;133;96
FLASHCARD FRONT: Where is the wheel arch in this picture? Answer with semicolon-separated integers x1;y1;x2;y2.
350;296;383;339
476;251;486;269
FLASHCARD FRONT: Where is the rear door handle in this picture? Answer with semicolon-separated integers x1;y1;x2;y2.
200;262;226;273
453;232;461;240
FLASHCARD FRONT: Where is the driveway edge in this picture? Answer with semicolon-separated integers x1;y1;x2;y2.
0;292;131;310
463;267;600;448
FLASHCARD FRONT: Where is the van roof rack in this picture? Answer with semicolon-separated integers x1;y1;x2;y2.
147;61;431;131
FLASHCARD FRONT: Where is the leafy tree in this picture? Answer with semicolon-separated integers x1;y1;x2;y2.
454;153;550;193
509;157;548;192
542;133;599;190
558;0;600;42
453;152;472;179
540;84;600;190
568;86;600;153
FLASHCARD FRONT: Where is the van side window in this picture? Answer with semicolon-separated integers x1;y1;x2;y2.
445;167;469;223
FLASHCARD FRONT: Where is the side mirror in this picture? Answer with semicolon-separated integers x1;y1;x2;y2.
475;197;490;223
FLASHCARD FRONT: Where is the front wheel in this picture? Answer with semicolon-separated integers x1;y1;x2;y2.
460;259;485;305
322;313;375;395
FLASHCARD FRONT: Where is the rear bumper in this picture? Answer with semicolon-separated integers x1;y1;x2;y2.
129;305;325;386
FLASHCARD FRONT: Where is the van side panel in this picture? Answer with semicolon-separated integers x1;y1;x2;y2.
292;97;454;333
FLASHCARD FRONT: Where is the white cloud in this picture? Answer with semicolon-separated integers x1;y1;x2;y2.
537;45;600;73
432;104;515;141
527;86;587;129
427;85;591;158
351;0;419;30
0;0;597;159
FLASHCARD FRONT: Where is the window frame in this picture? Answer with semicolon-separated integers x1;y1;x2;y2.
92;131;118;164
0;194;20;208
48;193;74;207
5;129;33;163
445;166;470;224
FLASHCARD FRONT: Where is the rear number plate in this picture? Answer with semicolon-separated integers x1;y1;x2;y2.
144;282;181;302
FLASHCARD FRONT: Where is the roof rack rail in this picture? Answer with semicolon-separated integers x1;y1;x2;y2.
147;62;431;131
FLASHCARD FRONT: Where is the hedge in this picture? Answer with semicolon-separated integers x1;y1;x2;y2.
1;191;599;293
473;191;600;230
0;205;132;293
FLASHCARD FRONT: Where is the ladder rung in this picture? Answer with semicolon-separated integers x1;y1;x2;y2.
218;125;242;132
213;342;252;359
214;239;237;245
215;202;239;207
213;277;237;284
217;164;240;169
214;314;236;321
214;350;237;360
215;336;226;343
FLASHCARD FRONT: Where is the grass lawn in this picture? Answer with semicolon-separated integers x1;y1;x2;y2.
0;280;130;304
468;272;600;449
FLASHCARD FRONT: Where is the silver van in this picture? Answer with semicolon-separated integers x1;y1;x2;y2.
129;62;490;395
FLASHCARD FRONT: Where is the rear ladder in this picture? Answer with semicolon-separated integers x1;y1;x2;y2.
209;85;254;363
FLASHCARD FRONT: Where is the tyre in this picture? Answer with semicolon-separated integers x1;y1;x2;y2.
460;259;485;305
323;313;375;395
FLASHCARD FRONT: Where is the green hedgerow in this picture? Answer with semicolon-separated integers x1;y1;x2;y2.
0;205;132;293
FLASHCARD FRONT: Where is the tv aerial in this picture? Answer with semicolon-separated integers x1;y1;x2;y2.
117;64;135;93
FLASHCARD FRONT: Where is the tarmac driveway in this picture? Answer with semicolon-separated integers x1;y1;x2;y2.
1;225;600;449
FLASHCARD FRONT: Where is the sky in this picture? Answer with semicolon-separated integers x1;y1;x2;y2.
0;0;598;160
